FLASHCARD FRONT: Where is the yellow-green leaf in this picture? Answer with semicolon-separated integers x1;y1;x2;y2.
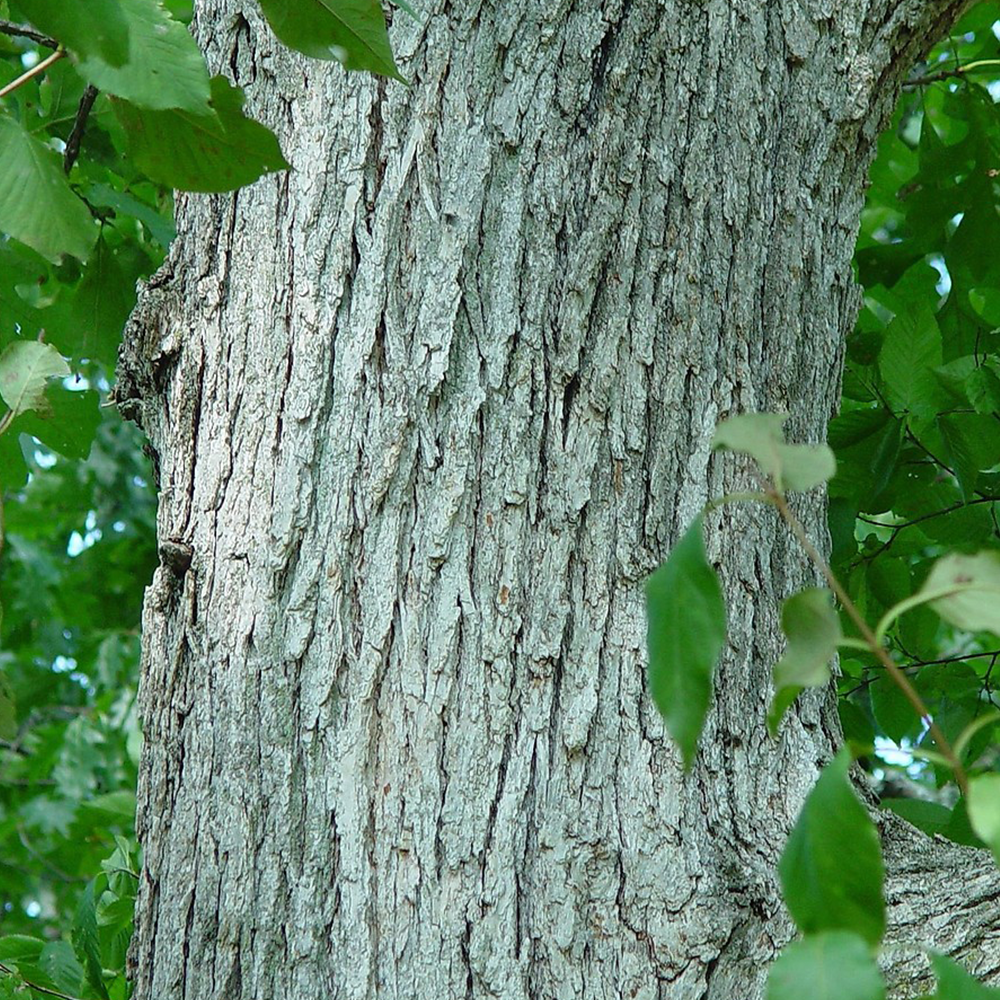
0;341;70;420
0;118;95;263
921;551;1000;636
769;588;841;734
712;413;835;492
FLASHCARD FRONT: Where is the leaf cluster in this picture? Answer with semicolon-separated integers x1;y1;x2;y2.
831;5;1000;836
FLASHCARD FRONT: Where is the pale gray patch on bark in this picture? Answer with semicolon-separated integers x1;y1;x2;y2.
118;1;996;998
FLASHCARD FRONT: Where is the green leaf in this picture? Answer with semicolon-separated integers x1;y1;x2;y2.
881;798;952;838
0;973;26;1000
72;879;110;999
967;774;1000;868
39;940;83;994
766;931;885;1000
829;408;902;509
0;117;96;262
966;365;1000;415
942;797;985;848
930;954;1000;999
878;305;942;417
257;0;403;79
75;0;211;112
0;428;29;489
768;588;841;734
712;413;836;492
937;414;980;502
0;341;70;420
0;668;15;740
870;672;918;743
84;183;176;248
67;236;139;365
112;76;290;193
0;936;44;962
645;515;726;769
79;790;136;823
778;750;885;945
920;551;1000;635
17;384;100;459
19;0;130;65
0;242;53;333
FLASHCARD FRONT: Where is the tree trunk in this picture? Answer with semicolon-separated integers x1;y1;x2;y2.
118;1;998;998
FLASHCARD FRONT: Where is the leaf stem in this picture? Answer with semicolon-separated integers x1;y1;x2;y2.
769;489;970;798
902;58;1000;87
837;637;871;651
0;47;65;101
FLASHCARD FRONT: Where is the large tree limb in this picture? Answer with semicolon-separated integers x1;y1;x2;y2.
883;814;1000;995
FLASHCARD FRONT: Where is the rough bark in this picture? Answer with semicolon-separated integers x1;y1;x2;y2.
118;1;997;998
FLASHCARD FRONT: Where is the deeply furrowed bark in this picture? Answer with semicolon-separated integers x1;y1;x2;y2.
118;1;997;998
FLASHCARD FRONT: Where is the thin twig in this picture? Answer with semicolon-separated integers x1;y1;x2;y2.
0;47;65;101
856;496;1000;529
770;489;970;798
0;18;58;49
904;58;1000;88
63;84;99;174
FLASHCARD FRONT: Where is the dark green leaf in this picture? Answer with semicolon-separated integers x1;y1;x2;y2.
78;791;136;824
966;365;1000;415
937;414;980;502
17;385;100;460
257;0;403;79
84;183;176;248
870;672;918;743
645;515;726;769
0;430;30;490
779;750;885;945
0;669;15;740
112;76;289;193
878;305;942;417
72;879;110;999
881;798;952;838
67;236;139;365
39;940;84;994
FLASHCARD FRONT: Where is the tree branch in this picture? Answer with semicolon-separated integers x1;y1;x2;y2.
63;84;99;174
882;814;1000;996
0;18;58;49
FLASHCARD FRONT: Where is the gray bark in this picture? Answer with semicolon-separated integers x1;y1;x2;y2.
118;1;998;998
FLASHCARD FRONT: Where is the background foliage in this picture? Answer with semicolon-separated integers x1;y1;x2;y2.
835;3;1000;841
0;1;997;998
